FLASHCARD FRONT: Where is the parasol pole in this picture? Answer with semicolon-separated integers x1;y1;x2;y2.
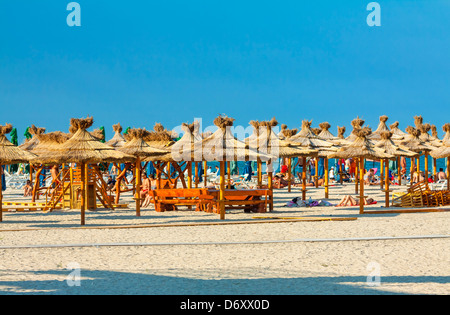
447;158;450;190
194;162;198;188
135;157;141;217
315;158;319;188
219;160;225;220
355;158;359;194
424;152;429;188
227;161;231;189
385;158;390;207
380;159;384;190
268;162;273;211
397;156;402;185
302;157;307;200
287;158;292;192
324;158;329;199
433;157;437;181
80;162;85;225
0;163;3;222
359;158;365;215
203;161;207;188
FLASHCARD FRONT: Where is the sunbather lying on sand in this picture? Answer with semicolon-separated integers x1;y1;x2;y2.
336;195;376;207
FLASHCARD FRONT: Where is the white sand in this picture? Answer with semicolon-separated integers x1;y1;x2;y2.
0;183;449;295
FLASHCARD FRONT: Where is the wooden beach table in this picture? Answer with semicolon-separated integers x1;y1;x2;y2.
206;188;271;214
150;188;271;215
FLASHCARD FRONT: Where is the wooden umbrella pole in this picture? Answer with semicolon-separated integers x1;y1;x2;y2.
257;158;262;188
85;163;89;212
194;162;198;188
227;161;231;189
80;162;86;226
380;159;384;190
135;157;141;217
268;169;273;211
219;161;225;220
69;166;74;209
385;159;390;208
0;163;3;222
359;158;365;215
157;162;163;189
355;158;359;194
29;164;33;183
447;158;450;191
324;158;329;199
315;158;319;188
410;158;414;177
424;152;429;187
187;161;192;189
287;158;292;192
203;161;207;188
417;156;420;174
302;157;306;201
433;158;437;181
397;156;401;186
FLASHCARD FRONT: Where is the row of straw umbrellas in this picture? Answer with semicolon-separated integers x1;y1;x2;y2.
1;115;449;224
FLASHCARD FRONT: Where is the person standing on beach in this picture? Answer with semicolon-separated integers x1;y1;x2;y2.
437;168;447;180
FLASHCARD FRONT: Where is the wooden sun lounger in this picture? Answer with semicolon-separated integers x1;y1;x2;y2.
392;180;450;208
150;188;214;212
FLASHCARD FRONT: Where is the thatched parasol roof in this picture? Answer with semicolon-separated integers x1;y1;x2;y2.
142;123;176;149
374;131;418;158
368;115;402;141
246;118;318;158
397;126;436;153
117;128;168;161
430;124;450;159
29;132;71;164
287;120;339;157
337;126;346;140
161;121;204;162
329;127;394;160
318;122;351;145
105;123;127;148
417;123;442;147
19;125;46;151
346;117;366;142
0;124;37;164
278;124;298;140
389;121;408;138
177;115;275;162
47;117;135;164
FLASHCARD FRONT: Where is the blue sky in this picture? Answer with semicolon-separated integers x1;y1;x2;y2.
1;0;449;142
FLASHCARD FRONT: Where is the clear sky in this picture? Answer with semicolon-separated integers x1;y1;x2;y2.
1;0;449;143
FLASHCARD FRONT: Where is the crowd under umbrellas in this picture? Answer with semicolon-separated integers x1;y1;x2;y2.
1;114;450;226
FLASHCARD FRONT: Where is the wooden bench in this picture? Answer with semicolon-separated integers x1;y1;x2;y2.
207;189;271;214
392;180;450;207
150;188;214;212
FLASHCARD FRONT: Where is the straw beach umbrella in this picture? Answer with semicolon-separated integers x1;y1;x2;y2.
0;124;37;221
187;115;274;220
430;124;450;190
246;118;318;203
166;121;204;188
389;121;408;139
398;126;436;180
329;127;394;214
288;120;339;199
19;125;46;151
117;128;168;216
374;131;418;207
105;123;127;148
49;117;134;225
19;125;47;182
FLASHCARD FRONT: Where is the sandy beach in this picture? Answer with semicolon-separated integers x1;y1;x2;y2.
0;183;448;295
